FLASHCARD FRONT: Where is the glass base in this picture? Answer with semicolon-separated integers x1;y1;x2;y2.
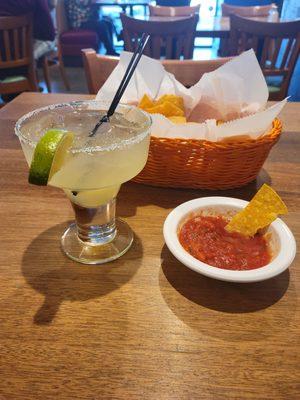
61;218;134;265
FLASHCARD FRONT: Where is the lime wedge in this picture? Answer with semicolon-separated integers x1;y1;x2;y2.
28;129;74;185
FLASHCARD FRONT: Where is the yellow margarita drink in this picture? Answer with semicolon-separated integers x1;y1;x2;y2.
16;101;151;264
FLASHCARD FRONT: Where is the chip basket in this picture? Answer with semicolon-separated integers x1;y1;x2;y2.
132;119;282;190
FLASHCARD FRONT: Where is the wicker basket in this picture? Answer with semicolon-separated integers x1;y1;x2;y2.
133;119;282;190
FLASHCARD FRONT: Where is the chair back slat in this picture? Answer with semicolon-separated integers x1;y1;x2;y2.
3;30;11;61
174;35;183;59
13;29;20;59
270;38;283;68
133;34;140;51
144;41;152;58
21;25;27;60
240;32;248;52
120;14;198;60
287;36;300;71
260;36;271;66
165;36;173;58
251;35;259;53
152;36;162;59
229;14;300;100
280;38;293;70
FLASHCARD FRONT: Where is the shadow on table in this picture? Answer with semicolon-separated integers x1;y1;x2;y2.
119;168;271;217
159;246;295;342
22;222;143;326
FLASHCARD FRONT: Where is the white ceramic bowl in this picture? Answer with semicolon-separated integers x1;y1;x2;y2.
163;197;296;283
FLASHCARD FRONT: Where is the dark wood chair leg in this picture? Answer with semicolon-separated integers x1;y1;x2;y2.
58;47;70;91
28;63;39;92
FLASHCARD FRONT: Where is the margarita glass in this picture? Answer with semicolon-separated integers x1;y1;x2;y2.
15;101;151;264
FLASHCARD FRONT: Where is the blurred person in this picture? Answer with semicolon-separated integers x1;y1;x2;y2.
34;0;58;60
0;0;56;101
0;0;56;61
66;0;118;56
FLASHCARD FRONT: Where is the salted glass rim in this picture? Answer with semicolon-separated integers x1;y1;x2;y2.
15;100;152;153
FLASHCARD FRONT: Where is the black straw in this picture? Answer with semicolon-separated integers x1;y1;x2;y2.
90;33;150;137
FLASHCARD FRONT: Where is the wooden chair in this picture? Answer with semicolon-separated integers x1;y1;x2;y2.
219;3;274;57
39;47;70;93
0;14;38;100
39;0;70;93
149;5;200;17
229;14;300;100
120;13;198;59
41;0;81;92
56;0;98;58
221;3;273;17
82;48;232;93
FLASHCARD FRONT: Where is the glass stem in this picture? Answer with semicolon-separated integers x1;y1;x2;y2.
71;198;116;245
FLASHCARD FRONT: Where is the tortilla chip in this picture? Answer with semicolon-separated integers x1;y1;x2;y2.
138;94;155;110
156;94;184;112
168;116;187;124
138;93;186;120
147;101;185;117
226;184;288;237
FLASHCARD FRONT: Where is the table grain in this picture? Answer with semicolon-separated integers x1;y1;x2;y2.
0;93;299;400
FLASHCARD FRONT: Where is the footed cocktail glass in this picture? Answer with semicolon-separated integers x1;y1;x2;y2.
15;101;151;264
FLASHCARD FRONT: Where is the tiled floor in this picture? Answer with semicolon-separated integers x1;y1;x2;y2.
37;66;89;95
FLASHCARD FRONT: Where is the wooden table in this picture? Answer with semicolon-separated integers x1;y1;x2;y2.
0;92;299;400
133;15;231;38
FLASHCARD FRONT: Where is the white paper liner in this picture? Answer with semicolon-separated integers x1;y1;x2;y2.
96;49;286;142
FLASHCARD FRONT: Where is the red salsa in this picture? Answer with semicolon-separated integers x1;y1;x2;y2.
178;215;271;270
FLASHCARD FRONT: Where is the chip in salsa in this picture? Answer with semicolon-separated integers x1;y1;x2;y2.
226;184;288;237
178;214;271;271
178;185;287;271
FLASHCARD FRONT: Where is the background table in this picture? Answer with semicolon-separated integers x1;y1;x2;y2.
0;93;299;400
135;16;290;38
134;15;231;38
93;0;151;16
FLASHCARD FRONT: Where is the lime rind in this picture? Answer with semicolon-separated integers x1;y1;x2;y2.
28;129;73;186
